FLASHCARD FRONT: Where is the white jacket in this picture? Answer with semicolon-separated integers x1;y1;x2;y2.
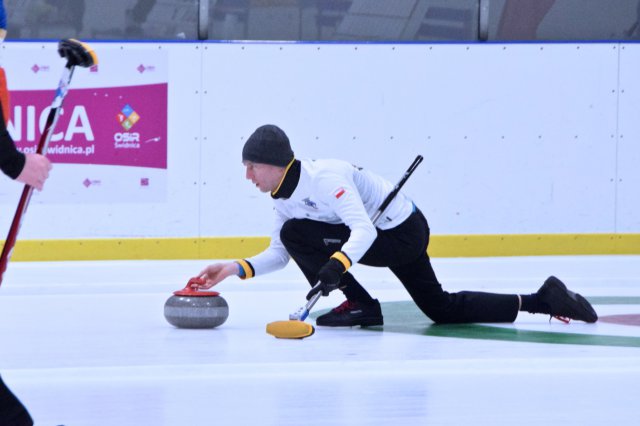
242;159;414;277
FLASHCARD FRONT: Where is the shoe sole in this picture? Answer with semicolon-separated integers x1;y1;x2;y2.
544;278;598;323
316;317;384;327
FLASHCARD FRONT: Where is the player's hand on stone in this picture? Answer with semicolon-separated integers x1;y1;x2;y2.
197;262;238;289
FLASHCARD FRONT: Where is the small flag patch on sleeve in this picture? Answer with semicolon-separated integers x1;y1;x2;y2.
333;187;346;199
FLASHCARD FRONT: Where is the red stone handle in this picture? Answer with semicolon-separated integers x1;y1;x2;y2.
173;277;220;297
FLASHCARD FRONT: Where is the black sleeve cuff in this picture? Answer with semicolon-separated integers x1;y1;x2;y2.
0;145;25;179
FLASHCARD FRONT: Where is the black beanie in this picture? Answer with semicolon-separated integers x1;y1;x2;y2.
242;124;294;167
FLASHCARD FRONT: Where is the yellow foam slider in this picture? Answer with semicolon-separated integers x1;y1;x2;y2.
266;320;315;339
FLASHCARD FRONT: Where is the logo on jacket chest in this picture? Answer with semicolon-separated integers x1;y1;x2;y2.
302;197;318;209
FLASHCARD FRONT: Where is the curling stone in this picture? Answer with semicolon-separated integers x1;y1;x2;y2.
164;278;229;329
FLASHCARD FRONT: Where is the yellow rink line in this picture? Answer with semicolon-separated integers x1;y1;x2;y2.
2;233;639;262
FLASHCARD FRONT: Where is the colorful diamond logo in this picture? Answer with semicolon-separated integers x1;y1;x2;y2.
117;104;140;130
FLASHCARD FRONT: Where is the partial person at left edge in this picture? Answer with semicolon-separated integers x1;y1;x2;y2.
0;97;52;190
0;4;52;190
0;1;50;424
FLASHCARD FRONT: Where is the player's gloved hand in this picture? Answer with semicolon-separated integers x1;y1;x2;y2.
306;258;345;300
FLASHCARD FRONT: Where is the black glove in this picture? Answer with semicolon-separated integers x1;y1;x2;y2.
306;258;345;300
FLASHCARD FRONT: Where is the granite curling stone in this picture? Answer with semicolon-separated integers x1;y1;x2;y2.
164;278;229;329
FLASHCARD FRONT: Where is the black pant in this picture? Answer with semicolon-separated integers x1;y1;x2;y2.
0;375;33;426
280;208;519;324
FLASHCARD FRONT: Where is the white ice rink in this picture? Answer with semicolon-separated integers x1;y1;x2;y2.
1;255;639;426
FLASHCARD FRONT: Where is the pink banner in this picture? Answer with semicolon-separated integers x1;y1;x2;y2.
9;83;167;169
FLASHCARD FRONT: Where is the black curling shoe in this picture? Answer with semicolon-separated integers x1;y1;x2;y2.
316;299;384;327
537;276;598;323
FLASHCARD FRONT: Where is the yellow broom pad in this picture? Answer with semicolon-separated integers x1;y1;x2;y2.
266;320;315;339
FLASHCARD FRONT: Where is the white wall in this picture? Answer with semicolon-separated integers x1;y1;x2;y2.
1;41;638;239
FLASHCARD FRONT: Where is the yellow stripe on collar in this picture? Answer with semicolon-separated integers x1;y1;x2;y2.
271;157;296;197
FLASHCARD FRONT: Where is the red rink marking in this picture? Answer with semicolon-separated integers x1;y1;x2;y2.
598;314;640;326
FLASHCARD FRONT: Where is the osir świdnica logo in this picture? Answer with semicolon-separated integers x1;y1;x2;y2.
114;104;141;148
